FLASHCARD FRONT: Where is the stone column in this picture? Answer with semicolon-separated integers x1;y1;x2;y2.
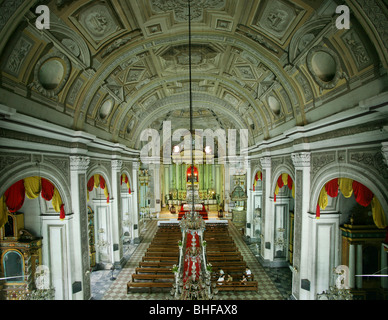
260;156;272;261
69;156;90;300
291;152;311;300
349;244;356;289
224;162;230;213
215;164;220;206
246;161;253;238
132;162;140;243
111;160;123;268
381;244;388;289
164;166;169;206
356;244;363;289
152;163;161;213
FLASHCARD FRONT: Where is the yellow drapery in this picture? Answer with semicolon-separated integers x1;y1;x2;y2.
275;184;280;195
371;196;387;229
122;173;130;190
51;188;63;213
24;176;41;199
281;173;288;186
338;178;353;198
0;196;8;229
94;174;100;189
318;186;328;210
104;185;109;200
292;182;295;198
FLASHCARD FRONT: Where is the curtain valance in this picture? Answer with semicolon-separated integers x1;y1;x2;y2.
121;174;131;194
87;174;110;202
316;178;386;229
274;173;295;202
0;177;65;229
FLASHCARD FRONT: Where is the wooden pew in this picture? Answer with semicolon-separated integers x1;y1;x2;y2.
214;281;258;291
139;261;175;268
127;282;172;293
135;267;172;274
142;256;179;262
131;274;175;282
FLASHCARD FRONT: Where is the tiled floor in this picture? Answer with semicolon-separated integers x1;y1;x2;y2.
91;212;292;300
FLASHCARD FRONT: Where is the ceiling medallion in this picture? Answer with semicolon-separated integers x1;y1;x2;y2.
32;51;71;99
306;46;342;91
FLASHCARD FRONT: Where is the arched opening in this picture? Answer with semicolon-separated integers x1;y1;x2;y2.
0;176;68;300
273;173;295;264
86;174;112;268
315;177;387;300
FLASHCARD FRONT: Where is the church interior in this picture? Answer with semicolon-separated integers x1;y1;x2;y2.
0;0;387;301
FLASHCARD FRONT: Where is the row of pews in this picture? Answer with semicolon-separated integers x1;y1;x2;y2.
204;224;258;292
127;225;180;293
126;223;258;294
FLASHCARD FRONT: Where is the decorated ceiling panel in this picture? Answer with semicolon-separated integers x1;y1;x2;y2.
0;0;386;150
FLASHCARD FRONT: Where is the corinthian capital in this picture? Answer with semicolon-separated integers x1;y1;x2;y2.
70;156;90;171
111;160;123;171
260;156;271;169
291;152;311;168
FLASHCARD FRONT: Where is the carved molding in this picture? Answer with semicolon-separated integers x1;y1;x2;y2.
311;152;335;175
349;150;388;179
382;142;388;167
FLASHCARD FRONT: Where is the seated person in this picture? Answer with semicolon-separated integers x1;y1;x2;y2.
218;268;225;277
226;273;233;283
240;274;247;284
217;274;225;284
245;267;252;279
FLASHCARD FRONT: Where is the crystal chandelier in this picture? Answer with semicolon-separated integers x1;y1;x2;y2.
96;228;110;249
170;213;218;300
168;0;218;301
317;266;353;300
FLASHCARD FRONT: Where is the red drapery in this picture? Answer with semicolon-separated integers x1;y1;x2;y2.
325;178;339;197
183;232;201;284
277;175;284;188
287;175;293;190
41;178;55;201
352;180;374;207
4;180;25;213
87;176;95;192
99;175;106;189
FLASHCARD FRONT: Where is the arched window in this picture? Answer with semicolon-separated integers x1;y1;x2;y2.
3;250;24;283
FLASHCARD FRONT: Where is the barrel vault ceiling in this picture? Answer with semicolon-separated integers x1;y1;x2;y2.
0;0;387;150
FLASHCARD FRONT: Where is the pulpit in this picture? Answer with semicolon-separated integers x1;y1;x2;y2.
340;223;387;300
0;212;42;300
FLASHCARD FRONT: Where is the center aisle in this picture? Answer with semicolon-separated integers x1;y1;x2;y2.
102;219;284;300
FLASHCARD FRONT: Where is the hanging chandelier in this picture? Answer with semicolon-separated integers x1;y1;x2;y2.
169;0;217;300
